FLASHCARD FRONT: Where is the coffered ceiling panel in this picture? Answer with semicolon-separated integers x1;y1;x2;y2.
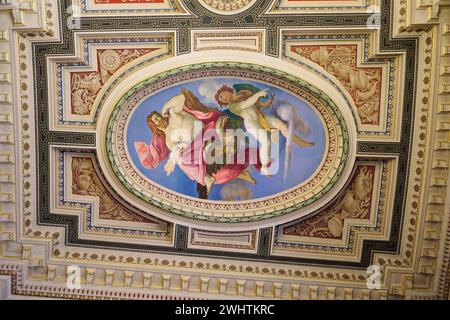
0;0;449;300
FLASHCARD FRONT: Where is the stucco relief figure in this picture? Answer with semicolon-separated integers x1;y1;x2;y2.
70;49;153;115
294;45;382;125
71;157;148;222
283;165;375;239
71;72;102;115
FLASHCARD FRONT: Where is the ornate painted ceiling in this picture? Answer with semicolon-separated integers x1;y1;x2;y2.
0;0;449;300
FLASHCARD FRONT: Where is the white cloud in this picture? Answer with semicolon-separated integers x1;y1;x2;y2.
198;79;220;104
220;181;253;201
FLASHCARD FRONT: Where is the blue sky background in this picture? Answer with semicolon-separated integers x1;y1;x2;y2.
126;77;325;201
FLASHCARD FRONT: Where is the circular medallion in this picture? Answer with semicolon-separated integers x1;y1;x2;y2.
99;50;122;72
100;57;356;224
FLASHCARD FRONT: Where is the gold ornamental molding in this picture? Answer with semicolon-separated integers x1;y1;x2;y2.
1;0;450;300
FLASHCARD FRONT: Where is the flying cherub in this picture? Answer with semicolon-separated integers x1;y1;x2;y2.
215;83;314;176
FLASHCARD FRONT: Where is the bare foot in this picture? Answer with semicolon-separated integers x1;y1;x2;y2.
204;175;216;195
238;171;257;185
260;166;272;176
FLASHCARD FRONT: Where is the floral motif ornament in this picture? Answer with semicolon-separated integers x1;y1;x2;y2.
105;62;352;224
197;0;257;15
71;48;155;116
292;45;382;125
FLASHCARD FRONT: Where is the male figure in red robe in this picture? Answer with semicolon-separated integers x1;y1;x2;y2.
135;89;261;199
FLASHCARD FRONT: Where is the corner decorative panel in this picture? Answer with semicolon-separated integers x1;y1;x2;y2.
73;0;189;16
266;0;376;14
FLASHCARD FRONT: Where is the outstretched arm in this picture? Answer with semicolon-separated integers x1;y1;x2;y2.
257;93;275;108
230;90;268;112
161;94;186;116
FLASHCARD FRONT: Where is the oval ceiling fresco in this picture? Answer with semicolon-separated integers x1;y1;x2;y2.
104;60;354;223
126;78;326;201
